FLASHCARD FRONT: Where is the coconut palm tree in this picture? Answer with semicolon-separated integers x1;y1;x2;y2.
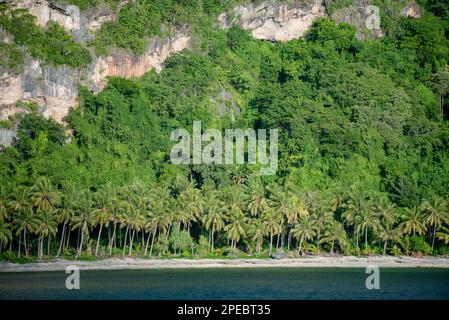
263;208;282;255
421;196;449;250
224;208;248;249
13;208;38;257
71;198;95;259
373;198;398;227
202;193;225;253
56;187;78;256
321;221;347;254
247;183;269;217
378;224;401;255
31;177;60;213
291;216;317;254
0;220;12;253
0;186;9;221
36;210;57;259
312;209;334;253
399;206;427;237
357;209;382;250
249;218;268;255
342;188;367;249
92;187;115;256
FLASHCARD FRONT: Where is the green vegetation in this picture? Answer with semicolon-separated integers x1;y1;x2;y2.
0;1;449;260
0;5;92;68
0;42;24;73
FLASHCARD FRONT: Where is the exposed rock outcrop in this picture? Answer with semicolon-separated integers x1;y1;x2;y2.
219;0;327;41
219;0;420;41
0;0;192;132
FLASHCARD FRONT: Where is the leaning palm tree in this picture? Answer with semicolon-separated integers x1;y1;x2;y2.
399;206;427;237
321;221;347;254
421;196;449;250
291;216;317;254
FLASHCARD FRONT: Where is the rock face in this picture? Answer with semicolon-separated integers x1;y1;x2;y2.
0;0;192;133
219;0;327;41
219;0;420;41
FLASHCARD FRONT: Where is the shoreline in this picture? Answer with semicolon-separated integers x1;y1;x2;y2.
1;256;449;272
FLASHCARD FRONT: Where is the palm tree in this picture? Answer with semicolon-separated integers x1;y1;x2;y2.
224;208;248;249
0;186;9;221
71;198;95;259
321;222;347;254
56;187;78;257
202;193;225;253
247;183;269;217
399;206;427;237
342;188;367;249
263;208;282;255
422;196;448;250
36;210;57;259
312;210;334;253
291;216;316;254
92;187;115;256
13;208;38;257
31;177;60;213
249;218;268;255
358;209;382;250
0;220;12;253
373;198;397;227
378;224;401;255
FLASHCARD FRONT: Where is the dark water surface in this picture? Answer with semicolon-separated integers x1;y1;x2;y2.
1;268;448;300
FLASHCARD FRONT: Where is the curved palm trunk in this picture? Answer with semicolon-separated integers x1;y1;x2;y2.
24;228;28;257
108;223;117;255
95;224;103;256
298;235;304;255
211;226;215;253
47;234;51;256
269;233;273;255
149;225;158;257
431;225;437;251
122;226;129;256
365;227;368;250
128;229;135;256
331;239;335;254
57;223;66;257
383;240;388;255
76;226;85;259
18;232;21;258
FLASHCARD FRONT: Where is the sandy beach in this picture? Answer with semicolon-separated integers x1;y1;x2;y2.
1;256;449;272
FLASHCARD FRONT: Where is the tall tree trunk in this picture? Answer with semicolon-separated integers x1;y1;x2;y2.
95;224;103;256
47;234;51;256
128;229;135;256
57;223;66;257
383;240;388;256
18;232;21;258
298;235;304;255
144;231;152;256
211;226;215;253
431;225;437;251
149;225;157;257
122;226;129;256
76;226;85;259
269;233;273;255
331;239;335;254
24;228;28;257
317;228;321;254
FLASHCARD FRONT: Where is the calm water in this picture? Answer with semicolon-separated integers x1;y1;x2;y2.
1;268;448;300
